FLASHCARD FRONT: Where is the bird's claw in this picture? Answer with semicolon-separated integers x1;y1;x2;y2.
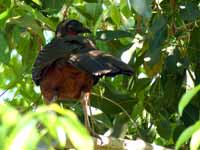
88;129;103;145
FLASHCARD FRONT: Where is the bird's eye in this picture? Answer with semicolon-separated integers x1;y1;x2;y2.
67;25;73;30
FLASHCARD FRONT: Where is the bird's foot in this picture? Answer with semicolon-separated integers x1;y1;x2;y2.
88;128;103;144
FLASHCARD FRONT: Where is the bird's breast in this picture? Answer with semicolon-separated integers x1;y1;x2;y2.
39;62;94;102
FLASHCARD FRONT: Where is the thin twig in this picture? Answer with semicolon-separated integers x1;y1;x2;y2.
91;92;142;137
0;89;9;98
187;69;195;84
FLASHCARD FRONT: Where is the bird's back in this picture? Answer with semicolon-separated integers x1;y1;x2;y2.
32;35;133;101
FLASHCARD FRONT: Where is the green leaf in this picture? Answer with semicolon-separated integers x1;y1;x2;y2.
1;107;20;127
83;0;97;2
32;0;42;6
179;85;200;116
40;0;65;14
0;32;10;64
157;118;172;140
51;104;94;150
144;15;167;73
0;104;20;127
190;129;200;150
6;119;40;150
181;104;199;127
111;113;129;138
0;9;9;20
188;28;200;63
180;2;200;21
131;100;144;119
120;0;132;18
0;65;18;89
110;5;121;25
149;15;167;51
17;32;31;55
96;30;134;41
59;117;94;150
129;0;152;19
131;78;151;92
8;15;44;40
176;121;200;150
0;0;11;7
37;104;94;150
17;2;56;30
75;3;103;22
85;3;103;21
37;112;59;140
0;8;10;29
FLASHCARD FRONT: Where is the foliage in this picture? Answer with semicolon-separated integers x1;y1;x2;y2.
176;85;200;150
0;0;200;149
0;103;93;150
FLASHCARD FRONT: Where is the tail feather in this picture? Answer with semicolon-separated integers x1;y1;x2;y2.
68;50;133;77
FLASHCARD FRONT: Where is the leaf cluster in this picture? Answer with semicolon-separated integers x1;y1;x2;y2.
0;0;200;149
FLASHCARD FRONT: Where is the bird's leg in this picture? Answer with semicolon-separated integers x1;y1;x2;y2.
80;92;99;138
51;88;59;103
81;92;91;130
51;95;58;103
44;89;58;104
88;99;95;131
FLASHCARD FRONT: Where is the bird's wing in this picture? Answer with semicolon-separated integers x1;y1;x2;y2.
32;36;89;85
68;50;134;77
32;35;133;85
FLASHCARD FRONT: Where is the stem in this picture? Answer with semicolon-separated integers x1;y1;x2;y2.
91;92;142;137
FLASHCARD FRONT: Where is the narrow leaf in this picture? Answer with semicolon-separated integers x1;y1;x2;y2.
0;9;9;20
178;84;200;116
110;5;121;25
190;129;200;150
176;121;200;150
7;120;40;150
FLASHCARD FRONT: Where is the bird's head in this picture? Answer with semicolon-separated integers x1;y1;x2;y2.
55;19;91;38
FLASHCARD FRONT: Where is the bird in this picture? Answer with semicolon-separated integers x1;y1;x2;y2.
32;19;134;136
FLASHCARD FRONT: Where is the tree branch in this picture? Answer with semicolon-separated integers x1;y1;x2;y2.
49;135;174;150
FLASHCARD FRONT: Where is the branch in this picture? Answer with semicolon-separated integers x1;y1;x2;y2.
49;135;174;150
93;136;174;150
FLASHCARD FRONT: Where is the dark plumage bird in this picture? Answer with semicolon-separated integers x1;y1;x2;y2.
32;19;133;136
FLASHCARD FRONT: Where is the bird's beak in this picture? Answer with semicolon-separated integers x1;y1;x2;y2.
80;27;91;33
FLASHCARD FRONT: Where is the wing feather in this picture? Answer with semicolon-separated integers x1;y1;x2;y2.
68;50;133;77
32;36;133;85
32;36;86;85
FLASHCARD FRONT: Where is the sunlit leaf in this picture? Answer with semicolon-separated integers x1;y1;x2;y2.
190;128;200;150
32;0;42;6
176;121;200;150
37;104;94;150
0;9;10;28
178;84;200;116
0;0;200;149
83;0;97;2
49;104;94;150
110;5;121;25
0;32;10;64
7;119;40;150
